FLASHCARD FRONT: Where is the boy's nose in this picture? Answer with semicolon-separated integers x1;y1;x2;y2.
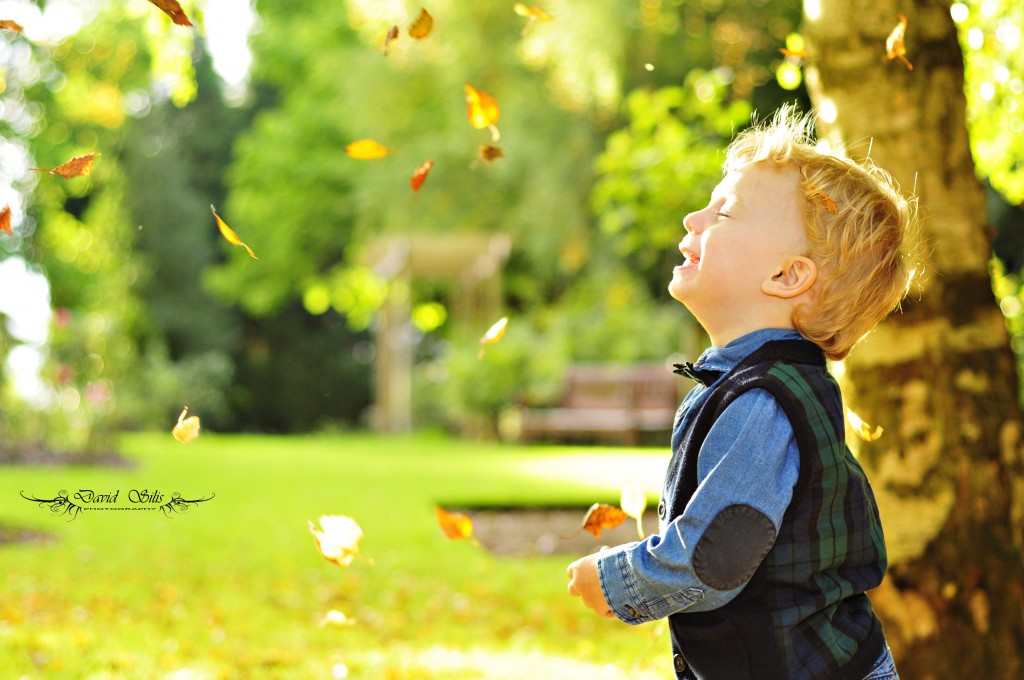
682;209;704;234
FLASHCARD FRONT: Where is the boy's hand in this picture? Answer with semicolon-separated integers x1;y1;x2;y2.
566;550;615;618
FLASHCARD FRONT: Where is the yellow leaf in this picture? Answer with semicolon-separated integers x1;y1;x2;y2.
620;486;647;539
847;408;883;442
172;406;200;443
211;205;258;260
345;138;392;160
885;14;913;71
0;19;24;31
478;316;509;358
309;515;364;568
435;506;478;544
407;7;434;39
513;3;552;34
464;83;501;141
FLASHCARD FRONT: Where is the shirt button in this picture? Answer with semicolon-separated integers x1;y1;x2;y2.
658;500;666;519
673;653;687;673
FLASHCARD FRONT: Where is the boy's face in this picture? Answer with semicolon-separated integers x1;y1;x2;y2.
669;162;808;328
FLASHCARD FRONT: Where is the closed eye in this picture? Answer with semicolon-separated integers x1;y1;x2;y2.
714;211;731;218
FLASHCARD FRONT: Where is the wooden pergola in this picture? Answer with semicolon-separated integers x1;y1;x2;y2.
364;233;512;433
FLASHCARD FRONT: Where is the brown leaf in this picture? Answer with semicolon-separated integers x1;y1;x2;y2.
383;25;400;55
581;503;628;539
146;0;193;27
410;160;434;192
345;138;392;160
211;205;258;260
0;19;24;31
407;8;434;39
0;204;11;236
478;145;505;163
32;152;100;179
435;506;478;544
885;14;913;71
172;406;201;443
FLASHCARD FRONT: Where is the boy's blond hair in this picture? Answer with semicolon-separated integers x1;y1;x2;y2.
725;105;919;361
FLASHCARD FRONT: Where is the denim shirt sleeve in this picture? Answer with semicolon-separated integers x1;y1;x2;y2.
597;388;799;624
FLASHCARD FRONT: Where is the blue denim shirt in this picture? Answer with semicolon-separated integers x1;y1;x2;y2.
597;328;804;623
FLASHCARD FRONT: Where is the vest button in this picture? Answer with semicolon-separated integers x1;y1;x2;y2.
658;500;666;519
673;653;687;673
626;605;640;618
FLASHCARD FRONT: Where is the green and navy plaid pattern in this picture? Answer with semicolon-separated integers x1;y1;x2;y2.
667;340;887;680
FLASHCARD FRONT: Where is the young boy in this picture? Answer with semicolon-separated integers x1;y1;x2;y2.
566;105;916;680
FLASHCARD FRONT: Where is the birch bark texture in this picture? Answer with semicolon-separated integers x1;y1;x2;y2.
800;0;1024;676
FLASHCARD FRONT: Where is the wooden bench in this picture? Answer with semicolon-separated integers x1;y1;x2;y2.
517;363;682;445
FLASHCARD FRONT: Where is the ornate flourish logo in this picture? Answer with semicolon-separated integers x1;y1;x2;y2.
20;489;215;521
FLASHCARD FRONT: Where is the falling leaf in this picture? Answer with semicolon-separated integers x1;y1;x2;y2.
407;7;434;39
514;3;552;35
345;139;392;160
885;15;912;71
383;25;400;55
146;0;193;26
172;406;201;443
435;506;479;544
478;316;509;358
478;145;505;163
410;160;434;192
620;486;647;540
0;204;11;236
779;47;810;59
0;19;24;31
309;515;364;567
847;408;883;442
211;205;258;259
32;152;100;179
581;503;628;539
319;609;357;627
464;83;501;142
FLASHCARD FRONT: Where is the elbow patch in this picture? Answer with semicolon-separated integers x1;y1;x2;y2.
693;504;776;591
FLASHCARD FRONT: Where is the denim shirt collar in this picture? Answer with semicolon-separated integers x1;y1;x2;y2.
692;328;805;375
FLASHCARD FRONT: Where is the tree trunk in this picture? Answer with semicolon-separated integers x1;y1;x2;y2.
801;1;1024;677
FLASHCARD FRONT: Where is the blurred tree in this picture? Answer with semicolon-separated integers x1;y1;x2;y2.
801;0;1024;675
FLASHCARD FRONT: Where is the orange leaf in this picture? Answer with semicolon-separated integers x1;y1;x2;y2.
847;408;883;442
32;152;100;179
345;138;392;160
885;14;912;71
0;204;11;236
464;83;501;141
407;7;434;39
478;316;508;358
0;19;24;31
211;205;258;260
435;506;478;544
172;405;201;443
308;515;364;567
779;47;809;59
410;160;434;192
478;145;505;163
146;0;193;27
383;25;400;55
581;503;628;539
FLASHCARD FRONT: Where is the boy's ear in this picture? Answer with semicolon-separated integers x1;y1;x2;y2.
762;256;817;299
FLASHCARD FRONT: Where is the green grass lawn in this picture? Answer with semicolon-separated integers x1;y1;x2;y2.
0;432;675;679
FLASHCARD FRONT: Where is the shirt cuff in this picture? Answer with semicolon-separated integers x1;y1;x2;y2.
597;544;706;624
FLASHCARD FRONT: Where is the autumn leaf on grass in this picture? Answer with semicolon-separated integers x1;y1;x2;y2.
478;145;504;163
147;0;193;27
172;406;200;443
408;7;434;39
620;486;647;540
319;609;357;627
309;515;364;568
478;316;509;358
0;19;24;31
0;204;11;236
885;15;912;71
847;409;883;442
464;83;501;142
513;4;552;35
211;205;258;260
410;160;434;192
382;25;400;55
32;152;99;179
435;506;480;545
581;503;628;539
345;138;392;160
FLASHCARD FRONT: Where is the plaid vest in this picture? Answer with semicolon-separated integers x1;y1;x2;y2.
665;340;887;680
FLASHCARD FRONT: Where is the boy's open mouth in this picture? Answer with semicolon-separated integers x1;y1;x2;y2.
681;248;700;266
